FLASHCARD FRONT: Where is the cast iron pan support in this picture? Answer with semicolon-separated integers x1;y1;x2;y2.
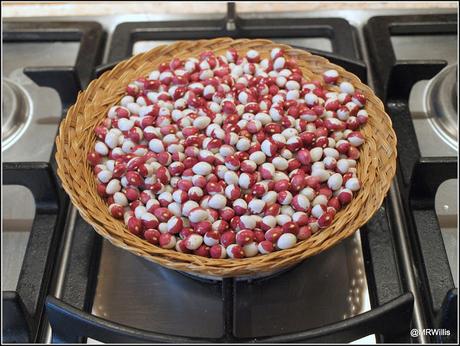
2;162;67;343
61;38;411;344
44;16;413;343
3;21;105;89
364;14;456;102
2;20;105;343
408;158;457;343
45;292;413;343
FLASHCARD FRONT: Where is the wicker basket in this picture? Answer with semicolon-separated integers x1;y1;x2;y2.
55;38;397;278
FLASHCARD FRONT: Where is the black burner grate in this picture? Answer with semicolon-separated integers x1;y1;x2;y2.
43;14;416;343
365;13;458;343
2;21;105;343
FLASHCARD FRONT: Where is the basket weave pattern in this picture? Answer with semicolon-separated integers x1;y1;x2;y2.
56;38;397;277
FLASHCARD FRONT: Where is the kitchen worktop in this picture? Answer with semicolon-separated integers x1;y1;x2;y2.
2;1;457;17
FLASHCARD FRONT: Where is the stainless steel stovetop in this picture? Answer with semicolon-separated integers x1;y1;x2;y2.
3;41;80;291
2;7;458;344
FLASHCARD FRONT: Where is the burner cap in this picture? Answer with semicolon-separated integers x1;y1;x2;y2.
426;64;458;149
2;79;31;150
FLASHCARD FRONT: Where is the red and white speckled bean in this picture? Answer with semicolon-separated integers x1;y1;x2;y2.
90;47;369;258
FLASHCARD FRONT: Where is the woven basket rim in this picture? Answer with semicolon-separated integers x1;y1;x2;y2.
55;38;397;278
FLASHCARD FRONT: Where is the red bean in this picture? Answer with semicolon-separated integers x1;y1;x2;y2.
96;48;367;259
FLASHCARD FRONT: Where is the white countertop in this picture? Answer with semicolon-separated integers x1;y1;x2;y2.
2;1;457;17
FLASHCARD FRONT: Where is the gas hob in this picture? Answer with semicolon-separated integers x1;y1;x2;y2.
2;6;457;344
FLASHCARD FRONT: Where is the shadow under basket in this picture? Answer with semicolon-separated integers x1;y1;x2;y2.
55;38;397;278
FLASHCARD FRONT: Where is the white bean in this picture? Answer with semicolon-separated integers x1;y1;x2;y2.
97;170;112;183
340;81;355;94
95;141;109;156
192;162;213;176
277;233;297;249
310;147;323;162
345;177;361;191
328;173;343;191
208;194;227;209
249;151;266;165
149;139;165;153
106;179;121;194
272;157;288;171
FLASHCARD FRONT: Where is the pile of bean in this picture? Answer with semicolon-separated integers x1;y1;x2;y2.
88;47;367;259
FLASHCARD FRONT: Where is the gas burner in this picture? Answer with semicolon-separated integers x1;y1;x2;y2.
2;78;32;151
177;262;300;283
425;64;458;150
409;64;458;156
